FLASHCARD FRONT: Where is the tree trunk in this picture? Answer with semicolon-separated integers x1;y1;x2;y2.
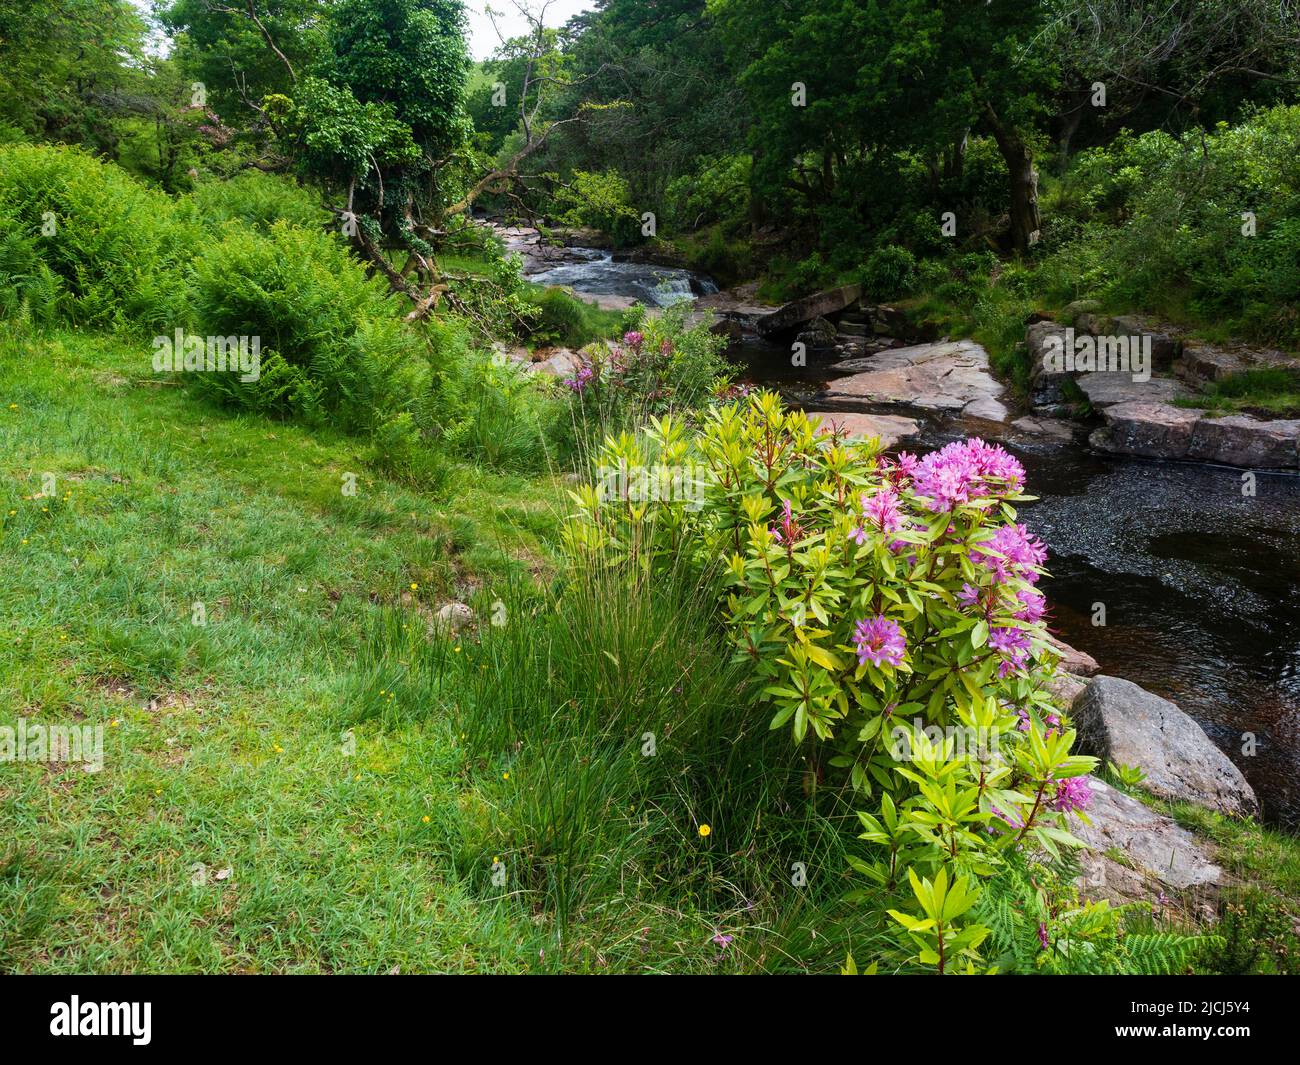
982;102;1040;254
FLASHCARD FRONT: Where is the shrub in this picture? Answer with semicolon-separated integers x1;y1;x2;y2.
566;393;1101;972
860;245;917;299
189;171;330;232
188;221;423;430
559;302;733;449
0;143;198;329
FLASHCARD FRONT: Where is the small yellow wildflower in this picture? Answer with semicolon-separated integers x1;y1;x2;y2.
698;824;712;837
410;582;418;590
421;815;430;823
502;771;510;780
274;744;284;753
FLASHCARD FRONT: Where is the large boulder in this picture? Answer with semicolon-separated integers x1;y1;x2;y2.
755;284;862;337
1073;778;1225;914
821;340;1007;420
1072;676;1258;817
1089;402;1202;460
1106;315;1182;369
1187;414;1300;469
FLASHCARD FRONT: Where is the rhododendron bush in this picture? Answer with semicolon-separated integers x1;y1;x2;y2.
566;391;1099;972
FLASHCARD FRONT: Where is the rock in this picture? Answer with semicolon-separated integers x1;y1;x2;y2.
1187;414;1300;469
1026;321;1071;408
1074;372;1193;409
1089;402;1203;460
1073;676;1258;817
1073;778;1226;910
805;410;921;448
1049;637;1100;676
796;315;839;350
1047;672;1087;708
527;348;580;378
1108;315;1182;369
821;340;1006;418
490;341;529;365
961;396;1011;422
1178;341;1255;384
1011;415;1078;441
434;601;474;633
1092;401;1300;468
1062;299;1102;323
755;284;863;337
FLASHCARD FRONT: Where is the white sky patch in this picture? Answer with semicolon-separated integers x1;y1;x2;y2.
466;0;597;60
132;0;597;65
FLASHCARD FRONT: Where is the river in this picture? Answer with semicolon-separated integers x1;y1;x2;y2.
533;251;1300;826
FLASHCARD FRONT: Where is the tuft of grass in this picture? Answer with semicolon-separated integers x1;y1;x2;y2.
1174;367;1300;417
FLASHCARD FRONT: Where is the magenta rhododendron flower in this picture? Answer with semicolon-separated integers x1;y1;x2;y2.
770;499;806;545
853;616;906;668
1050;776;1093;814
858;486;902;535
910;438;1025;512
972;522;1048;584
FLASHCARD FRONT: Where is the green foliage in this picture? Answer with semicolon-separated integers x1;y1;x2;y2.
521;285;622;349
978;857;1216;974
188;222;423;430
861;246;918;300
559;303;733;447
189;171;330;232
0;144;198;329
566;393;1107;972
1197;891;1300;975
550;169;642;245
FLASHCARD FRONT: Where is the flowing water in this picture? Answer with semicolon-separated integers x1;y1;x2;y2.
553;253;1300;826
527;252;714;308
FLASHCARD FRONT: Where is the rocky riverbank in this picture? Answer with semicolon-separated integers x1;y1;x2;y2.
1027;312;1300;469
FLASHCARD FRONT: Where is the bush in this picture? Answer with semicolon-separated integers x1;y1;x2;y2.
189;171;331;233
188;221;423;430
860;245;917;299
0;143;198;329
567;393;1103;972
559;302;733;450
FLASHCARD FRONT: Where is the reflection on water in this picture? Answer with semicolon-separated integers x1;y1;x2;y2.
730;335;1300;826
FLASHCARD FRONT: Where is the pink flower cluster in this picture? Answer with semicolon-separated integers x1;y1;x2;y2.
909;438;1025;513
853;616;907;668
1050;776;1093;814
564;364;595;393
849;485;903;544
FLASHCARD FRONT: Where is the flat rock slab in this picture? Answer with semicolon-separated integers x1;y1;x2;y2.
821;340;1008;421
1073;675;1258;817
1089;402;1203;459
1075;372;1193;408
1011;415;1079;441
1092;402;1300;468
805;410;921;449
1189;414;1300;468
1074;778;1225;908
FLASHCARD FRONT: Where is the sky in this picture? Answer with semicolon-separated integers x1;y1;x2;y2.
466;1;597;60
132;0;598;63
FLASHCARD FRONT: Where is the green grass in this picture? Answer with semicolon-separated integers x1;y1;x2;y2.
0;325;563;972
0;324;888;973
1173;367;1300;417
